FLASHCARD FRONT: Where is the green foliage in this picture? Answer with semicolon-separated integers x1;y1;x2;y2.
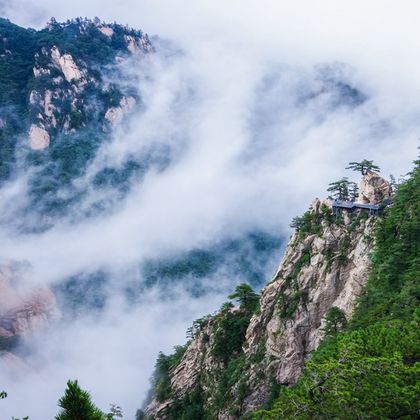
212;284;259;362
291;204;335;240
294;248;311;275
212;310;252;363
212;354;247;413
162;385;208;420
322;306;347;336
353;158;420;326
290;210;321;239
255;321;419;419
320;203;334;224
255;159;420;419
346;159;380;175
0;19;38;107
0;335;20;352
0;17;148;187
278;290;306;320
228;283;260;313
55;380;105;420
186;315;211;340
147;283;261;418
249;341;266;364
152;345;188;402
326;177;355;201
105;404;123;419
141;232;281;293
336;233;352;266
261;380;282;411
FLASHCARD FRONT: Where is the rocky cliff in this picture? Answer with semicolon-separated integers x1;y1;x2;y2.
0;17;153;181
144;172;391;419
0;260;59;367
0;17;156;230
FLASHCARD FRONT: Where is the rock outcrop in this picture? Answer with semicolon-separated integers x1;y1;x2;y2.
0;261;59;355
145;173;392;419
28;124;50;150
105;96;137;126
50;46;86;83
241;200;374;411
358;170;392;204
15;18;154;150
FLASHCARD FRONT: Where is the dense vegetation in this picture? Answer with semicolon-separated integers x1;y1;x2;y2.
255;158;420;419
140;159;419;419
140;283;261;419
0;17;153;227
55;380;123;420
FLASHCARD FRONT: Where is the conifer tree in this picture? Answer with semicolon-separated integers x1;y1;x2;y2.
228;283;259;313
346;159;380;175
322;307;347;336
56;380;104;420
327;178;351;200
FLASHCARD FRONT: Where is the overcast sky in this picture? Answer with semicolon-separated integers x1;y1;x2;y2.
1;1;419;419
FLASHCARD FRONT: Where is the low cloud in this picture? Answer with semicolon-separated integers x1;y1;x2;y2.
0;1;419;418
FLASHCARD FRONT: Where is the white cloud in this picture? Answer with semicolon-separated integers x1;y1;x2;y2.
0;1;419;418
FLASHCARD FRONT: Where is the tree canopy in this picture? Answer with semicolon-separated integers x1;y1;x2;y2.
322;306;347;336
327;177;358;201
55;380;105;420
254;157;420;419
346;159;380;175
228;283;260;313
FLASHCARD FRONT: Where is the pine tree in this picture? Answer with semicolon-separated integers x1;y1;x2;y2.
349;181;358;200
55;380;105;420
346;159;380;175
327;178;351;200
228;283;259;313
322;307;347;336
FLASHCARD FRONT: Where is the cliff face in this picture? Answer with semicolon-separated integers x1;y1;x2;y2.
0;261;59;364
242;201;374;410
0;17;153;180
0;17;156;229
357;170;392;204
25;20;152;150
145;173;389;419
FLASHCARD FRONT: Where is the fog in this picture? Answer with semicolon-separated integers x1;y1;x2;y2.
0;1;419;418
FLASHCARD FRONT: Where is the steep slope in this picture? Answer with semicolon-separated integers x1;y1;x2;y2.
0;17;154;230
256;159;419;419
0;17;152;180
0;16;152;360
143;172;391;419
0;260;59;363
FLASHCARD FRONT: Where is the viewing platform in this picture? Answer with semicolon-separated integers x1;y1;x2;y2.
332;198;392;216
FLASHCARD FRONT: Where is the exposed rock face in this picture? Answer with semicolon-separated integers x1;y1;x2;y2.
124;34;152;54
8;18;154;151
28;124;50;150
50;46;85;83
0;261;59;342
146;196;378;419
242;201;374;410
358;170;392;204
98;26;114;37
105;96;136;125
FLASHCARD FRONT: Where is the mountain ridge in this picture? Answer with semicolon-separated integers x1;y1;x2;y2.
141;169;397;419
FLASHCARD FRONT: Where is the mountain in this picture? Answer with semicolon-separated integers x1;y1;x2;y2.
0;17;283;361
0;16;418;420
141;165;419;419
0;17;152;175
0;260;59;370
